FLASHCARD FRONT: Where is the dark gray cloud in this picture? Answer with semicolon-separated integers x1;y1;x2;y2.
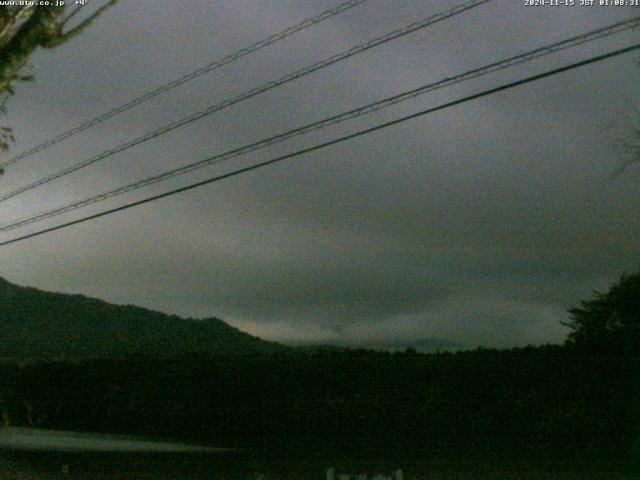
0;0;638;347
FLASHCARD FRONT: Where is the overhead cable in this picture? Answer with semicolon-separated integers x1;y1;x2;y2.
0;17;636;230
0;0;371;169
1;42;638;246
0;0;492;199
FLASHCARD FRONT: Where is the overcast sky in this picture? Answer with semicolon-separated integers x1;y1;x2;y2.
0;0;638;348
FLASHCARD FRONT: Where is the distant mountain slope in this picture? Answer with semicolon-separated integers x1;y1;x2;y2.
387;338;465;353
0;277;286;359
297;338;464;354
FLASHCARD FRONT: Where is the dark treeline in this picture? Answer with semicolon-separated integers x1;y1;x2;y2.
0;345;638;467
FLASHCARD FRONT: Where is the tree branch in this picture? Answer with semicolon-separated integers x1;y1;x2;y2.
46;0;119;48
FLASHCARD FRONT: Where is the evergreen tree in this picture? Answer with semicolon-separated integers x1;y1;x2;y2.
564;268;640;354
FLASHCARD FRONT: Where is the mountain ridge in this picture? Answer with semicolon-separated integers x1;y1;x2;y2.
0;276;286;359
295;337;464;354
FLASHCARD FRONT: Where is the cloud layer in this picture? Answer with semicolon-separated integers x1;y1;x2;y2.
0;0;638;347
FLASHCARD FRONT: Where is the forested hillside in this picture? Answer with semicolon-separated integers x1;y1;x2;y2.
0;277;285;358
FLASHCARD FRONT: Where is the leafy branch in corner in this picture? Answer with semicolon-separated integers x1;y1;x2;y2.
0;1;119;158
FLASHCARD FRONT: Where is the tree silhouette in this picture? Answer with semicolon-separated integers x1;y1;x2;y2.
0;2;119;156
564;268;640;354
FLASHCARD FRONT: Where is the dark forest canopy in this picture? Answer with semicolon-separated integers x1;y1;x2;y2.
0;347;638;470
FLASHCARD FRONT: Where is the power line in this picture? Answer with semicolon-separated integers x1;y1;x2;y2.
1;43;638;247
0;0;371;169
0;17;637;232
0;0;491;201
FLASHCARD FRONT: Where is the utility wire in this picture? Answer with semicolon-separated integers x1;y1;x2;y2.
0;17;637;232
61;4;84;27
0;0;371;169
1;43;638;247
0;0;491;200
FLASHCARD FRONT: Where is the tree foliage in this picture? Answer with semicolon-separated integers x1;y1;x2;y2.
0;2;119;154
0;347;637;471
564;268;640;354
